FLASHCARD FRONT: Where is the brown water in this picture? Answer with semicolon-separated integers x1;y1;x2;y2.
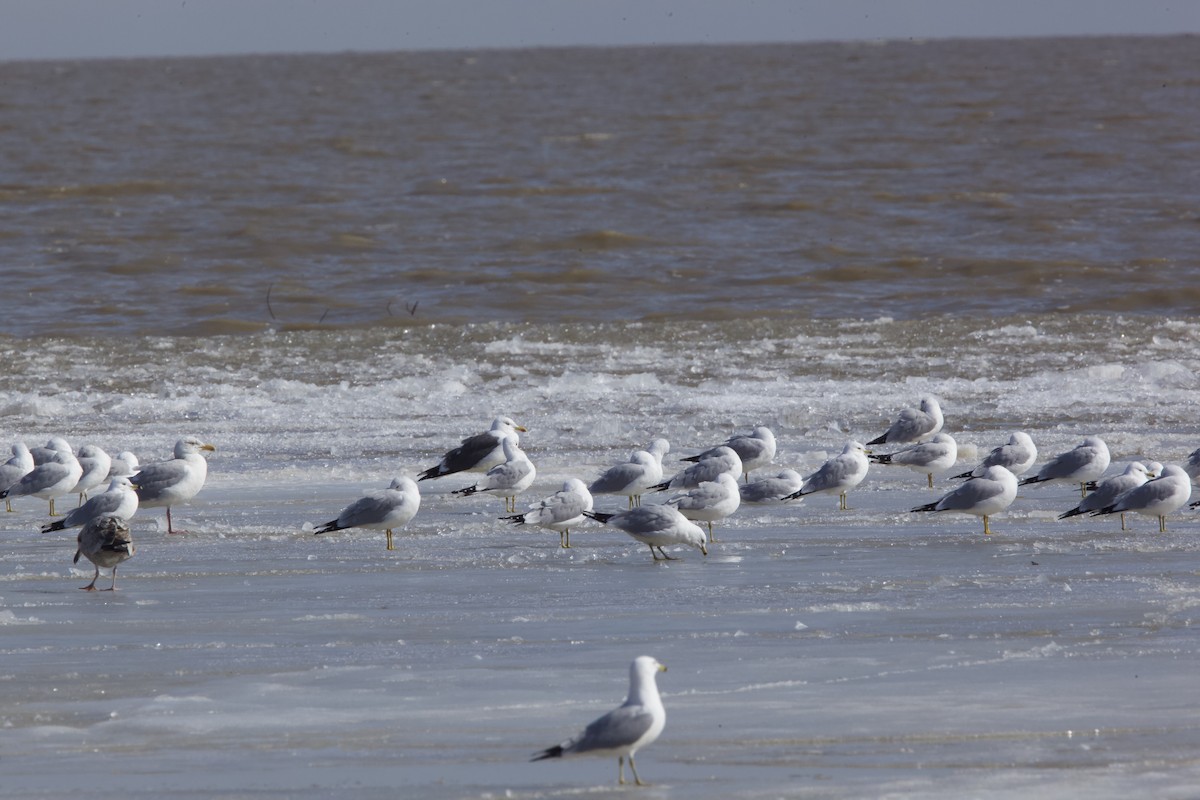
1;35;1198;337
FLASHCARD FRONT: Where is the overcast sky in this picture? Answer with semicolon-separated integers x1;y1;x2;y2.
2;0;1198;61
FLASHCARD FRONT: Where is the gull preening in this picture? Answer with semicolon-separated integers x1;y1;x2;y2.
867;396;943;446
584;505;708;561
911;465;1018;535
41;476;139;534
869;432;958;488
952;431;1038;480
739;468;804;504
682;426;776;482
532;656;668;786
73;513;135;591
452;435;536;512
665;471;741;543
1059;461;1155;530
502;478;593;548
131;437;216;535
313;476;421;551
418;415;526;481
1093;464;1192;533
784;441;871;510
589;438;670;508
1019;436;1111;498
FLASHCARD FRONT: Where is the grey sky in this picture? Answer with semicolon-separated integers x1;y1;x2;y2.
2;0;1198;61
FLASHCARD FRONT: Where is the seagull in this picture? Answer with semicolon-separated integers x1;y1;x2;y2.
532;656;668;786
1059;461;1154;530
583;505;708;561
1184;447;1200;483
682;426;776;482
0;442;33;512
131;436;216;534
41;476;139;534
589;439;670;508
30;436;74;466
452;435;536;512
783;441;871;510
651;446;742;492
867;396;943;446
1019;436;1110;498
869;432;958;488
417;416;527;481
73;513;135;592
312;476;421;551
71;444;112;505
665;471;741;543
911;465;1018;535
0;448;82;517
739;468;805;504
1094;464;1192;533
502;478;593;548
106;451;140;480
952;432;1038;480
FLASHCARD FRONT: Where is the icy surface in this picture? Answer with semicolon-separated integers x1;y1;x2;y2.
2;315;1200;798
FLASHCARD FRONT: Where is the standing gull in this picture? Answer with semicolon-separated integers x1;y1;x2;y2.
0;442;33;512
71;444;112;505
1019;436;1110;498
784;441;871;510
665;471;741;543
911;465;1019;535
502;478;593;548
30;436;74;466
1094;464;1192;533
41;476;139;533
73;514;135;592
1059;461;1154;530
312;476;421;551
651;446;742;492
452;435;536;512
867;396;944;446
952;432;1038;480
682;426;776;482
418;416;526;481
869;432;958;489
1183;447;1200;483
131;436;216;535
532;656;668;786
584;505;708;561
589;438;669;508
739;468;805;504
107;451;140;480
0;448;82;517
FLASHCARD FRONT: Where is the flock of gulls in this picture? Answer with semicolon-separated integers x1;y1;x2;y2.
4;397;1200;784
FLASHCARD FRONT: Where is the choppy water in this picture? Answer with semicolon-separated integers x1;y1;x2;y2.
2;35;1199;337
2;35;1200;800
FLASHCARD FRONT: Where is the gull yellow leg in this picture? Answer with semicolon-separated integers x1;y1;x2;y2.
386;529;394;550
983;515;992;535
628;754;645;786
